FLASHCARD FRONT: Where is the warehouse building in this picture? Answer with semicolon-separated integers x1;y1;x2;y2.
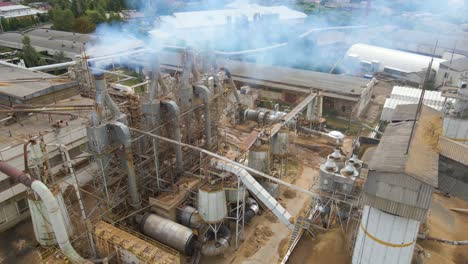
344;43;446;86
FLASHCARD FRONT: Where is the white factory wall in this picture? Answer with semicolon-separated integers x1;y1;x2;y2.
352;206;420;264
436;67;468;87
0;5;46;19
444;117;468;145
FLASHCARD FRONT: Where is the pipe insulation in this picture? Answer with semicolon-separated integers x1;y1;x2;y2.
136;213;197;255
194;85;212;146
0;161;89;264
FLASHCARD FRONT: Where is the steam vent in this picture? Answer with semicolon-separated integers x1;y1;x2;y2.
0;1;467;264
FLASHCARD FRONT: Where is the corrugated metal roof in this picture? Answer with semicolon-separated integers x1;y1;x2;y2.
438;173;468;201
439;136;468;165
362;170;433;221
440;57;468;72
380;86;453;122
370;106;440;187
438;153;468;201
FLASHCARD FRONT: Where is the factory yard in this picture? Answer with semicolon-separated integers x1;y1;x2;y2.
1;1;468;264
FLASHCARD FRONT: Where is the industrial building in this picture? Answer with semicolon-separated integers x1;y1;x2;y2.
344;43;446;86
0;35;467;264
0;4;46;19
436;57;468;87
381;86;451;122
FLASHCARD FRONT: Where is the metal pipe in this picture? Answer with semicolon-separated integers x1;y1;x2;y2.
0;161;89;264
201;225;231;256
94;73;124;121
107;122;141;209
54;144;96;257
129;128;353;205
136;213;196;255
220;68;241;105
194;85;212;146
161;100;183;172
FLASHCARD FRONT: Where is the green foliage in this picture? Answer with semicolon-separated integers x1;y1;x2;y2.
295;0;316;14
73;16;96;33
0;15;41;31
19;36;44;67
86;10;106;24
51;9;75;31
52;51;67;63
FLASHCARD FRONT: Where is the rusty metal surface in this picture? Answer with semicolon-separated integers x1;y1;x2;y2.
93;221;180;264
240;129;262;152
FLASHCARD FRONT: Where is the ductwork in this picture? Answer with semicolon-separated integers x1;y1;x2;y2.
220;68;241;105
161;100;183;172
201;225;231;256
0;161;89;264
94;73;124;121
194;85;212;146
107;122;141;209
244;197;259;223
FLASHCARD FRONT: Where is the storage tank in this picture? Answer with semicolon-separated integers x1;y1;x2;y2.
225;186;247;203
136;213;196;255
29;191;73;246
352;206;419;264
271;128;289;156
198;187;228;223
248;144;270;173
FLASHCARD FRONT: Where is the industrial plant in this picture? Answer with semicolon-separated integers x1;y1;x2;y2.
0;1;467;264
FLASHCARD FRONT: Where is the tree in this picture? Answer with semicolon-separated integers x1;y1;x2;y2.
19;36;44;67
86;10;106;25
52;9;75;31
53;51;67;63
73;17;96;33
1;18;10;31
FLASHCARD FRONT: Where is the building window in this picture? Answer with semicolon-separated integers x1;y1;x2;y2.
341;106;347;113
16;198;29;214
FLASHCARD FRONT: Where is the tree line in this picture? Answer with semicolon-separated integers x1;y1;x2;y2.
48;0;126;33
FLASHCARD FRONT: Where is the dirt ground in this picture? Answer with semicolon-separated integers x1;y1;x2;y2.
419;193;468;264
288;228;351;264
0;219;41;263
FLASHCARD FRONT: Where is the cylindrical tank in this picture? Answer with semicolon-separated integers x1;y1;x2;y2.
271;128;289;156
29;191;73;246
198;188;227;223
352;206;419;264
225;186;247;203
248;144;270;173
137;213;196;255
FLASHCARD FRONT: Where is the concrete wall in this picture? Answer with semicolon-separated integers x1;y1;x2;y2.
0;192;30;232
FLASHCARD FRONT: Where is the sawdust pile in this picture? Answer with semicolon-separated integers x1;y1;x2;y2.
288;228;350;264
277;238;289;258
420;115;442;151
419;193;468;264
265;211;279;223
283;189;297;199
243;225;274;258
